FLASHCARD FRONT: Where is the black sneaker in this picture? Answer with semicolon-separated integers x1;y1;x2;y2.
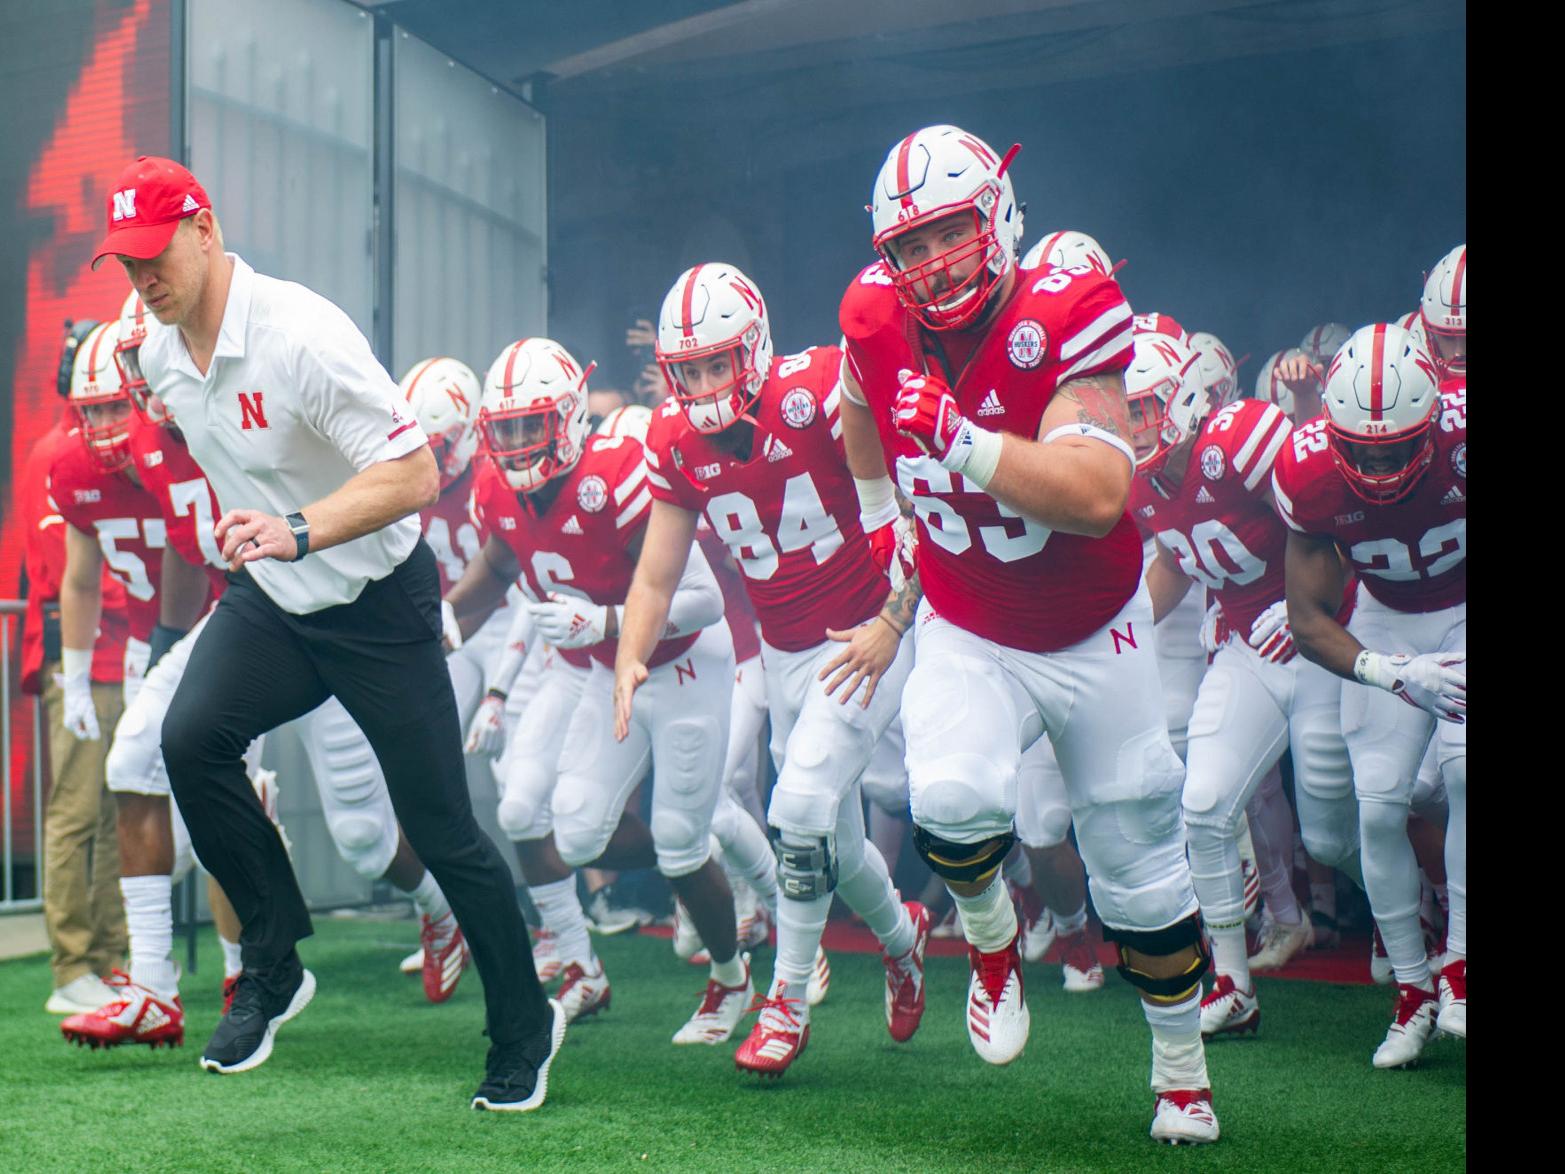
471;998;566;1112
584;884;652;936
200;953;316;1074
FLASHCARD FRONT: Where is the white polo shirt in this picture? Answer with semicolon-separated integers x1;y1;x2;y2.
139;254;429;614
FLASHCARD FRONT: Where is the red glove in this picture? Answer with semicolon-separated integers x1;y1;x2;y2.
892;369;971;467
866;513;918;593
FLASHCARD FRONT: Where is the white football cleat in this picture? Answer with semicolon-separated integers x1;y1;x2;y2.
672;901;705;963
965;935;1029;1065
1372;983;1438;1069
1436;959;1465;1039
672;956;753;1045
1200;974;1260;1038
532;928;562;983
1151;1090;1221;1145
1020;906;1056;964
419;915;470;1004
1247;915;1311;972
805;946;831;1007
1369;925;1393;985
737;897;773;952
1059;929;1105;993
555;958;611;1023
398;948;423;976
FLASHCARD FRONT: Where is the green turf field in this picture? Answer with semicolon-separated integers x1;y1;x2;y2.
0;916;1464;1172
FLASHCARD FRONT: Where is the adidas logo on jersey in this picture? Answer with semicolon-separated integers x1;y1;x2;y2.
561;515;584;535
1440;485;1465;505
976;390;1005;417
767;438;794;463
1196;485;1215;504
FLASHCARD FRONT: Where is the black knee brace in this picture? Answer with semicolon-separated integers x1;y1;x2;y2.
911;825;1017;885
769;826;838;899
1102;912;1211;1002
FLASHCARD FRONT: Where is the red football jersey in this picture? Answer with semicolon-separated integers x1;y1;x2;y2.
1130;399;1295;637
470;437;697;670
420;461;484;596
129;420;227;602
644;344;890;653
48;428;167;641
839;261;1144;652
695;520;761;663
18;421;130;691
1272;386;1466;613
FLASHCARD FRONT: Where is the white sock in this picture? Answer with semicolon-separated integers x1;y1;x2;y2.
220;936;244;980
952;876;1018;954
121;875;178;996
775;892;831;988
838;841;914;958
528;878;593;968
1053;901;1088;936
408;870;452;923
710;952;747;988
1208;922;1250;988
1144;992;1210;1093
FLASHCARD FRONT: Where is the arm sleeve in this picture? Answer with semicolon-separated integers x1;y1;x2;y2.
656;537;725;638
485;604;535;694
295;312;429;471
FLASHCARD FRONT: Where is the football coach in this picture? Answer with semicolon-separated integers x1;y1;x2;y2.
92;156;564;1111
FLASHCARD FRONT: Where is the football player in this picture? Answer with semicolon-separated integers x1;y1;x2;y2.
1419;244;1465;382
1273;323;1465;1066
1128;333;1357;1038
838;125;1216;1143
615;263;930;1077
445;337;750;1043
1019;229;1115;276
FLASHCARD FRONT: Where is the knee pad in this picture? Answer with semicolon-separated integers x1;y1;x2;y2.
1102;912;1211;1003
651;805;712;879
497;763;556;842
651;717;723;878
911;824;1016;886
1357;797;1410;844
318;718;383;806
770;826;838;899
1300;825;1357;873
709;793;744;853
326;812;397;880
907;752;1016;844
1295;727;1353;801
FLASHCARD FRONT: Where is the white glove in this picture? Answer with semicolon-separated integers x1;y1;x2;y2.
465;691;509;758
58;647;99;741
1198;602;1229;656
1247;601;1296;664
440;599;463;653
528;594;610;650
1355;650;1466;723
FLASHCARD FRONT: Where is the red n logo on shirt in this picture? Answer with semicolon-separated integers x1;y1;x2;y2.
1110;623;1137;655
238;392;269;430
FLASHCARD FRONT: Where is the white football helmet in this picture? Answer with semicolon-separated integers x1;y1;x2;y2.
1134;312;1190;345
69;320;134;472
1419;244;1466;378
1019;229;1112;275
596;403;652;444
112;289;171;425
1125;333;1210;475
1253;350;1294;419
479;338;594;493
869;125;1023;331
654;263;773;434
1188;331;1241;406
1321;323;1441;503
399;357;481;489
1396;308;1428;350
1300;322;1352;369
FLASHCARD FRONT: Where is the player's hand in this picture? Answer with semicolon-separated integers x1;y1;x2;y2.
1247;600;1296;664
527;594;609;650
464;690;508;758
892;369;973;471
1357;650;1465;723
1198;601;1230;656
440;599;464;653
865;512;918;594
819;614;902;709
613;660;649;742
59;669;100;741
1276;349;1322;390
215;509;297;571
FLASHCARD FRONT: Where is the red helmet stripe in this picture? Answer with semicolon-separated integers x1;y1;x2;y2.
1369;324;1386;420
681;265;704;339
1041;231;1066;264
894;133;917;209
404;357;439;401
85;324;108;383
1449;246;1466;316
502;342;524;395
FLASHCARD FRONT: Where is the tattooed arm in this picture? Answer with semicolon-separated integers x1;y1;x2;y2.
817;567;921;710
976;370;1135;537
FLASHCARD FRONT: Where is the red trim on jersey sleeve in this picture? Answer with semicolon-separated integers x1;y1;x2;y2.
1225;400;1293;493
1053;277;1135;382
611;438;654;531
643;407;704;512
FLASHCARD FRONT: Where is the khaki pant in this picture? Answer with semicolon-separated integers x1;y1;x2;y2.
42;674;128;987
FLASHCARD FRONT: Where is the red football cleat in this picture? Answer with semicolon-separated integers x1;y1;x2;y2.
61;981;183;1050
734;990;809;1077
421;914;470;1004
884;901;931;1043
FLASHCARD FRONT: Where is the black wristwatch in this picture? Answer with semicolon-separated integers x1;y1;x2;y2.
285;511;310;560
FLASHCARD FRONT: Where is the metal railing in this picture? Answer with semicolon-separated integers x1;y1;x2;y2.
1;600;46;913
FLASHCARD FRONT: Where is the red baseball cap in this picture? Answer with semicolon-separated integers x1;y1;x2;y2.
91;156;211;270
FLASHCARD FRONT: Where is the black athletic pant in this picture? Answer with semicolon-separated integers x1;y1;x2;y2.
162;540;547;1046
